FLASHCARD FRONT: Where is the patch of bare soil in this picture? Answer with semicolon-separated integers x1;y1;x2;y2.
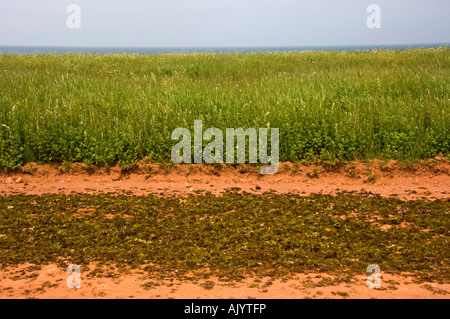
0;159;449;199
0;264;448;299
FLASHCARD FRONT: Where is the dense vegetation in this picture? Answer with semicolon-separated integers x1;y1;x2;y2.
1;47;449;169
0;192;448;281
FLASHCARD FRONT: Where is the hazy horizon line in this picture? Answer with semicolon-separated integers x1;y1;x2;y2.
1;42;449;49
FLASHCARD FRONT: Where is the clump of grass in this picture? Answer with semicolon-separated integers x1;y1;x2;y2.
347;169;360;179
199;281;215;290
363;171;379;184
22;163;37;175
58;161;73;174
307;167;320;178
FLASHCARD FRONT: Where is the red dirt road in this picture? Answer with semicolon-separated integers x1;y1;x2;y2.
1;159;449;299
0;264;448;299
1;160;449;199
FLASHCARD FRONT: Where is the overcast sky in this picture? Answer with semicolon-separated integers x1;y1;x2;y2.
0;0;449;47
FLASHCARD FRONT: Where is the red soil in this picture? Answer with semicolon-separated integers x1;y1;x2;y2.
1;159;449;299
0;264;448;299
1;159;449;199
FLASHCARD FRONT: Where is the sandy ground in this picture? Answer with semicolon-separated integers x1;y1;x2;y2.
0;159;449;299
1;159;449;199
0;264;448;299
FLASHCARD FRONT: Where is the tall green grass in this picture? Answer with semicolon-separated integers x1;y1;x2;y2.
0;47;449;169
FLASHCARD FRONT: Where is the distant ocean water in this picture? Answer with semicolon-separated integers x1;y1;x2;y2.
0;43;448;54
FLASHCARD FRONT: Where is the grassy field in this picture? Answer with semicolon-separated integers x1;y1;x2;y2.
0;47;449;169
